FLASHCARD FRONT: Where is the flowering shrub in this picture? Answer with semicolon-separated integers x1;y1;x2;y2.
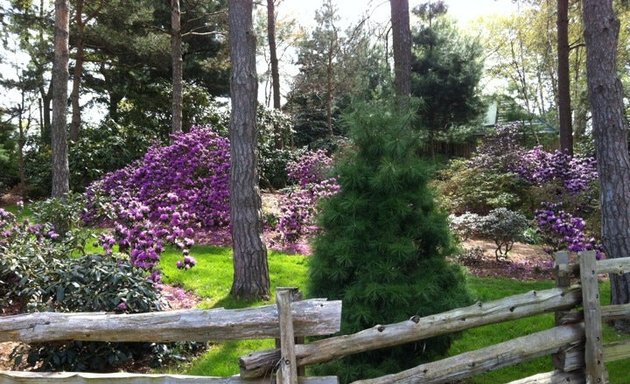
85;126;230;272
276;150;339;243
513;146;598;194
287;149;334;187
535;203;603;258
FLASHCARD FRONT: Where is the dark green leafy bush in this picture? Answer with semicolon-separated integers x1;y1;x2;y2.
0;207;177;371
29;193;92;253
309;102;472;382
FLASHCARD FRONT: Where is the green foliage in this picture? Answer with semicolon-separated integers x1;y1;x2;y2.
30;193;86;237
478;208;529;259
309;102;472;382
22;253;167;372
0;122;19;193
256;107;296;190
411;17;485;135
285;0;391;148
434;159;522;215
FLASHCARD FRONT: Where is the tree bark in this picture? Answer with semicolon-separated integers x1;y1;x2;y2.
582;0;630;332
51;0;70;198
171;0;183;138
390;0;411;100
267;0;280;110
228;0;270;300
70;0;84;142
557;0;573;155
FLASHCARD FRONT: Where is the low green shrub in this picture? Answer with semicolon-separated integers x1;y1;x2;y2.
479;208;528;260
29;193;93;253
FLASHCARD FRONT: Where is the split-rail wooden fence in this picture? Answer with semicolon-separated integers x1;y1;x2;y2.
1;252;629;383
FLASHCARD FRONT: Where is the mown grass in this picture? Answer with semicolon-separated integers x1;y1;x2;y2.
157;247;630;382
157;245;309;375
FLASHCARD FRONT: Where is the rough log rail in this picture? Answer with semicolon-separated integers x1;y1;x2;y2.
0;371;339;384
349;324;584;384
505;371;585;384
0;299;341;343
240;286;582;377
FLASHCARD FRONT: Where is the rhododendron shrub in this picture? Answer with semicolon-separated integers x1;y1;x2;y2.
276;150;339;243
85;126;230;271
511;147;601;256
535;203;603;258
513;146;598;194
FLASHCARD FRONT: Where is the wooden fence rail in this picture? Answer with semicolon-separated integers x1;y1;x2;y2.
240;285;582;377
0;298;341;343
2;252;630;384
0;290;341;384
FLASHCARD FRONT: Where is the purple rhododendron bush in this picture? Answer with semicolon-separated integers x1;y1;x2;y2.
85;126;230;274
85;126;339;274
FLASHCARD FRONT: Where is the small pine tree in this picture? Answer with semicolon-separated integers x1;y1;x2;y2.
309;102;472;382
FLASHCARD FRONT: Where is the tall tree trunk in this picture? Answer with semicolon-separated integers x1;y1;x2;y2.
326;44;334;136
18;87;28;198
390;0;411;100
228;0;270;300
39;83;52;143
70;0;84;142
267;0;280;110
557;0;573;155
171;0;183;138
582;0;630;332
51;0;70;198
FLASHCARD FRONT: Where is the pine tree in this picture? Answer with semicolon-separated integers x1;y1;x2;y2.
309;102;472;382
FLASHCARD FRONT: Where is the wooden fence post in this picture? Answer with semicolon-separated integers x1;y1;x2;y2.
553;251;585;373
579;251;609;383
276;288;299;384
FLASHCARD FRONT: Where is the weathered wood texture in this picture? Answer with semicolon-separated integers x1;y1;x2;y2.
0;372;338;384
603;339;630;362
349;324;584;384
595;256;630;274
0;299;341;343
579;251;609;383
276;288;298;384
240;286;582;377
505;371;585;384
601;303;630;321
552;343;584;372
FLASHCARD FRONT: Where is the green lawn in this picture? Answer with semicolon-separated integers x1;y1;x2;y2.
157;246;630;382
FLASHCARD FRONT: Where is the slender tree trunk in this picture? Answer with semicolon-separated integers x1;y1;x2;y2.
51;0;70;198
171;0;183;138
267;0;280;110
582;0;630;332
70;0;84;142
18;89;27;198
390;0;411;101
557;0;573;155
267;0;283;149
39;84;52;143
228;0;270;300
326;44;334;136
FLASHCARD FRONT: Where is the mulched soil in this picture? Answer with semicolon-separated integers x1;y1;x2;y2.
456;239;557;281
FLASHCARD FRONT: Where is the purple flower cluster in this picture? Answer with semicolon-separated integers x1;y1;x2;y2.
287;149;334;187
176;256;197;270
0;208;62;248
535;204;603;258
85;126;231;272
277;151;339;243
513;146;597;194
